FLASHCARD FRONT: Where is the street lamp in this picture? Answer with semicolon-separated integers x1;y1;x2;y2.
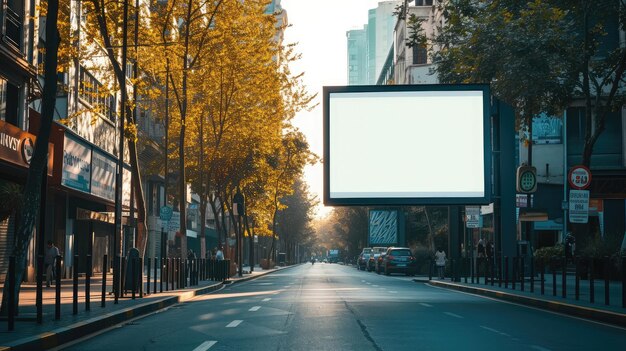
233;188;244;277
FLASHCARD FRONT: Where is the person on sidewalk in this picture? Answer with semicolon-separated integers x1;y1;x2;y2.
45;241;60;287
216;247;224;261
435;248;447;279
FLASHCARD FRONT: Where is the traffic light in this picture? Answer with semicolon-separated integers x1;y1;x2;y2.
516;165;537;193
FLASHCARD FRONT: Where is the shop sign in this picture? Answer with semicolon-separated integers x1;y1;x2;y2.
122;166;132;207
91;149;116;201
62;134;91;193
0;120;53;173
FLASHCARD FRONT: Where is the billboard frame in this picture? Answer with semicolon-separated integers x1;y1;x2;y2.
323;84;492;206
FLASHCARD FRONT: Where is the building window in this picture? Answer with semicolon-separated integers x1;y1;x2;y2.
413;45;427;65
78;66;116;122
0;77;19;126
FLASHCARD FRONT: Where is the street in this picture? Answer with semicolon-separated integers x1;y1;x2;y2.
63;264;626;351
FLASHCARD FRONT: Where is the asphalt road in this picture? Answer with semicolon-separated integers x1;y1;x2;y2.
63;263;626;351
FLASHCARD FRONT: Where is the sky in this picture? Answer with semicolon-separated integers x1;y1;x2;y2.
281;0;382;218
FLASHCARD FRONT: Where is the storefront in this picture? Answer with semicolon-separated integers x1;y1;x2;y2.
48;127;134;276
0;118;53;281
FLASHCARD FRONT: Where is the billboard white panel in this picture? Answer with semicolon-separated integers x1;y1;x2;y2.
324;85;491;206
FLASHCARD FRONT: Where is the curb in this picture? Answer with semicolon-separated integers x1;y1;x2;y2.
428;280;626;328
0;264;300;351
1;282;224;351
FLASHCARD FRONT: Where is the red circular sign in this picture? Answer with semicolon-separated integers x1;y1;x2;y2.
568;165;592;189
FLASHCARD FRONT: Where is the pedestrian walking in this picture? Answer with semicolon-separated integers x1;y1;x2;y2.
434;248;447;279
44;241;60;287
215;246;224;261
477;238;486;258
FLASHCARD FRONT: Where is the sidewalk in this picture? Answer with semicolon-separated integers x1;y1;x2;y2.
0;264;297;351
420;273;626;327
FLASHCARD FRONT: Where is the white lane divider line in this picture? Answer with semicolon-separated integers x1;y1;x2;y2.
226;320;243;328
372;285;379;287
249;306;261;311
420;303;433;308
262;298;272;302
531;346;552;351
443;312;463;319
361;280;366;282
389;291;397;294
192;340;217;351
284;286;290;288
480;325;511;337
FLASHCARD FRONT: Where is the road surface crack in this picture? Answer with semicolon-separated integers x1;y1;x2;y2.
343;300;383;351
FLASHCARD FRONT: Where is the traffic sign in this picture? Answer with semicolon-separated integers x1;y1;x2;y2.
159;205;173;221
465;206;481;228
569;190;589;224
568;165;592;190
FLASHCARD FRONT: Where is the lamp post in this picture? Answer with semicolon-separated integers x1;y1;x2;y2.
233;188;244;277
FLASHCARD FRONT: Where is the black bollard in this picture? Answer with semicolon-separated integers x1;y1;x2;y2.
464;258;468;284
139;257;144;298
86;255;91;311
428;258;432;280
55;256;62;320
498;256;502;287
147;257;151;296
36;254;43;324
575;257;580;301
102;255;108;308
113;255;119;304
520;257;525;292
8;256;15;331
552;258;557;297
562;257;567;298
131;258;136;300
504;256;509;289
73;255;79;315
590;258;595;303
121;257;127;298
154;257;158;294
512;257;517;290
604;256;610;306
622;256;626;308
530;256;534;293
489;256;496;286
539;258;546;295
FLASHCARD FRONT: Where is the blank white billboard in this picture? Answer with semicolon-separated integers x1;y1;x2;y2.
324;85;491;206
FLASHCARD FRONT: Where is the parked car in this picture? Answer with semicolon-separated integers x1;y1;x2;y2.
358;248;372;270
380;247;417;276
367;247;387;272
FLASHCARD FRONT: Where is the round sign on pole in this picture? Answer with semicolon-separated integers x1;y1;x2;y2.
160;205;173;221
568;165;592;190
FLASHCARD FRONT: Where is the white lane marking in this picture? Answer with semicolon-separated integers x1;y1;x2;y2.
262;298;272;302
372;285;379;287
192;341;217;351
361;280;366;283
226;320;243;328
480;326;500;333
443;312;463;319
366;282;371;285
531;346;552;351
389;291;397;293
249;306;261;311
284;286;290;288
420;303;433;308
257;283;273;285
479;325;508;336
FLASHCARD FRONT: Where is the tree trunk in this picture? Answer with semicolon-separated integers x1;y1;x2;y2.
0;0;59;315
